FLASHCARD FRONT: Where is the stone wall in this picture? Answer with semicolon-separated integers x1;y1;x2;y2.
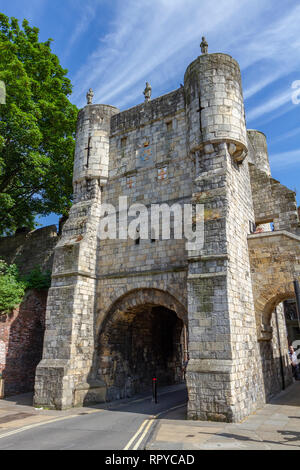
259;303;292;401
0;227;56;397
249;164;299;233
248;231;300;341
186;142;263;422
99;87;191;275
91;86;192;401
247;130;271;176
0;290;47;396
0;225;58;275
34;105;119;410
184;52;262;423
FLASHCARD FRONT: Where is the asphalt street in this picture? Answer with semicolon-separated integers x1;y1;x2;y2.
0;384;188;450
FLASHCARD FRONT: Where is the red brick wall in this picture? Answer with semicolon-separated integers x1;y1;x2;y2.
0;290;47;396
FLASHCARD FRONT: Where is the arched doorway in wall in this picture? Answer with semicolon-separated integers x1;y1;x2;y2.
283;299;300;345
96;289;188;402
258;290;297;402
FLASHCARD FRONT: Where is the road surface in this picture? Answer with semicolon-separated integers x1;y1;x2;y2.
0;384;187;450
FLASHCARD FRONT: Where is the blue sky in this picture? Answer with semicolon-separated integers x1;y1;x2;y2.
1;0;300;229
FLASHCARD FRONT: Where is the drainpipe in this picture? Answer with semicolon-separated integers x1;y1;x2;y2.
274;307;285;390
293;280;300;330
183;325;188;363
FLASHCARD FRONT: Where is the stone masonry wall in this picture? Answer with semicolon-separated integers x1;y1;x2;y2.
247;130;271;176
0;227;55;397
93;90;191;399
98;88;192;275
186;143;263;422
34;105;120;410
0;225;58;275
0;290;47;396
184;52;262;423
259;303;292;401
249;164;299;233
248;231;300;341
225;152;265;420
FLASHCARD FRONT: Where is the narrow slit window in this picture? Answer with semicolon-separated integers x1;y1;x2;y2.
166;121;172;132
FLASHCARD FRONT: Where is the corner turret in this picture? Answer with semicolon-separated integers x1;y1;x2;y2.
184;52;248;163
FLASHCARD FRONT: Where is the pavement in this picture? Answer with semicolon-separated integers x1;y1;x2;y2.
0;382;299;450
146;381;300;450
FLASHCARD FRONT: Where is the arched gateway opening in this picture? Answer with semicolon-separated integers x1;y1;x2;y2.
96;289;187;402
258;289;296;401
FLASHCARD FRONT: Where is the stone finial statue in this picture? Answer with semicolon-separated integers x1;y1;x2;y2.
200;36;208;55
86;88;94;105
143;82;152;102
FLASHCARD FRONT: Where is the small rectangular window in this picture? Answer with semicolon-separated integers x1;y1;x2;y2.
249;221;256;234
166;121;172;132
121;137;127;148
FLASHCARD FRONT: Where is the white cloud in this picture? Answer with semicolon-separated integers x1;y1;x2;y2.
69;0;273;108
246;88;292;122
244;71;283;101
52;0;300;130
62;1;100;59
239;4;300;102
271;126;300;144
270;149;300;169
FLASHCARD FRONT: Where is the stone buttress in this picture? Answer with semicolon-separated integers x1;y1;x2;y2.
34;104;119;409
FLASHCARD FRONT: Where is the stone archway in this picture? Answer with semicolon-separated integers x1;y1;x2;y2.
257;291;294;401
258;283;295;340
248;231;300;341
96;288;187;401
248;231;299;401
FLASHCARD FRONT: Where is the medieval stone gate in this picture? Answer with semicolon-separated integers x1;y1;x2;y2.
27;44;300;422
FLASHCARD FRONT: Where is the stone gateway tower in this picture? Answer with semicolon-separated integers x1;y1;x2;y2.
34;45;300;422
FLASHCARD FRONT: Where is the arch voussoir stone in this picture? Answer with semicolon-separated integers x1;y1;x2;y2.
99;288;187;336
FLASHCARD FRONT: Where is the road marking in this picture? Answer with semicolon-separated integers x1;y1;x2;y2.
123;419;150;450
123;402;187;450
132;419;154;450
0;415;78;440
0;409;103;441
0;389;186;447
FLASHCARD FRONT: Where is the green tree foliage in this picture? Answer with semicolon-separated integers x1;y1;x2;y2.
22;265;51;290
0;261;51;314
0;14;78;235
0;259;26;314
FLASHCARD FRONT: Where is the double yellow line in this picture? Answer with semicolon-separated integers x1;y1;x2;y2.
0;401;186;450
123;403;186;450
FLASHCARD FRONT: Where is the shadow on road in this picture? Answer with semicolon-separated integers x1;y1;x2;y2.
85;383;188;418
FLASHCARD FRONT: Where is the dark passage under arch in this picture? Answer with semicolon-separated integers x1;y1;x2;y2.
97;304;184;401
